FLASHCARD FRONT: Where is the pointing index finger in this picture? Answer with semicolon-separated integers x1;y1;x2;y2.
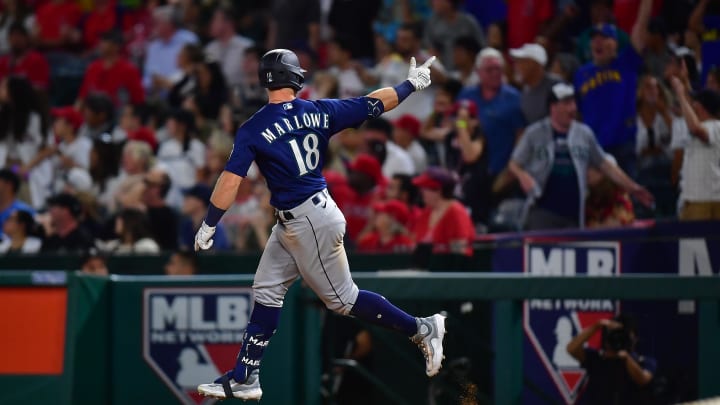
410;57;416;69
420;56;436;69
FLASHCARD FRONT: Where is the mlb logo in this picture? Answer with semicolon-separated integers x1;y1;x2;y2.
143;287;254;404
283;103;293;110
523;241;620;404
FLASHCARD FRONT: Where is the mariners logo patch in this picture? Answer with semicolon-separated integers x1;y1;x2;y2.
143;287;253;404
523;240;619;404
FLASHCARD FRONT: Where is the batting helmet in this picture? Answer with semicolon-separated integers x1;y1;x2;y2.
259;49;306;91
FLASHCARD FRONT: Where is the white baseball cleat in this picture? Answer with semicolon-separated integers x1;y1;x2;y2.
198;369;262;400
411;313;447;377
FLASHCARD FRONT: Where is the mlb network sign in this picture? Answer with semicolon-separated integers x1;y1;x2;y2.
523;241;620;404
143;287;253;405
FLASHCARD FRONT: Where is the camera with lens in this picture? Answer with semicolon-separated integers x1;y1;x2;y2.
602;326;632;352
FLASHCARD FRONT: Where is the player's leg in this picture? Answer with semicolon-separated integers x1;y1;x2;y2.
283;201;446;376
198;229;299;399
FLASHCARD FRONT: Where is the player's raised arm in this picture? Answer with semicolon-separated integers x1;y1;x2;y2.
368;56;436;112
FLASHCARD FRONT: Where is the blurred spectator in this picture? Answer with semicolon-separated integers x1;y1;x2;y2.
671;79;720;220
707;66;720;92
326;128;362;176
0;0;34;56
76;30;145;107
576;1;631;65
411;167;474;257
231;45;267;119
185;60;228;129
142;168;179;250
326;35;365;99
198;130;233;187
420;79;463;168
566;315;657;405
118;103;158;152
0;23;50;90
64;167;93;195
662;47;700;91
688;0;720;87
586;157;636;228
82;0;117;50
643;17;671;79
104;140;153;212
393;114;427;173
385;173;419;208
156;108;206;208
80;250;108;275
0;76;44;171
362;117;415;178
100;208;159;254
164;250;198;275
424;0;484;71
448;99;491;224
357;200;414;253
143;5;199;93
0;169;33;229
42;107;93;194
506;0;552;50
549;53;581;83
635;75;672;184
449;36;481;87
221;166;272;252
510;43;560;124
89;138;121;199
330;153;386;243
358;23;442;121
205;7;254;88
509;83;652;230
574;0;653;177
166;43;204;109
179;183;230;251
459;48;525;177
41;193;94;252
0;209;42;253
328;0;381;62
269;0;320;51
79;93;119;142
33;0;82;51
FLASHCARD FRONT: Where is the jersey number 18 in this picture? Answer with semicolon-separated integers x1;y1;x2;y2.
288;133;320;175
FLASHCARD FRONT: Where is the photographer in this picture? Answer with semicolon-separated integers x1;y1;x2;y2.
566;315;657;405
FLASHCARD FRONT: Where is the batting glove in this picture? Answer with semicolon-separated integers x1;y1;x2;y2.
194;221;216;251
407;56;436;91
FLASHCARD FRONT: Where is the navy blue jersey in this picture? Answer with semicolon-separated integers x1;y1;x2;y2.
225;96;384;209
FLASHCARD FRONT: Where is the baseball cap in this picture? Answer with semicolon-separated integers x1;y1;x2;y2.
348;153;387;186
412;167;456;190
451;99;478;118
372;200;410;225
548;82;575;104
692;89;720;117
47;193;83;218
509;43;547;66
590;23;618;40
127;127;158;152
51;106;84;131
183;184;212;206
394;114;421;138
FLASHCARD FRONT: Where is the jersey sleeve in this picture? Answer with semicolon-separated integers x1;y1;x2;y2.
224;128;256;177
315;97;385;136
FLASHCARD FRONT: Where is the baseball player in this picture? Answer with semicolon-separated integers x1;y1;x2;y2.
195;49;445;400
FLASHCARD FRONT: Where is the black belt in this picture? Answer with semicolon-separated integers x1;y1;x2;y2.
277;194;326;221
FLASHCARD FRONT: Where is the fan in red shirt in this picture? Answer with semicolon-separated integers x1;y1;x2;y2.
0;24;50;90
34;0;83;49
77;30;145;106
506;0;553;49
82;0;118;49
411;167;475;257
328;153;386;243
357;200;414;253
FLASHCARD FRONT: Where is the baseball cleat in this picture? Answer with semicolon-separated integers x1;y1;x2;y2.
411;313;447;377
198;369;262;400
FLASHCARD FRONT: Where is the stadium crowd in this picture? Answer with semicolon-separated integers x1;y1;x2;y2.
0;0;719;256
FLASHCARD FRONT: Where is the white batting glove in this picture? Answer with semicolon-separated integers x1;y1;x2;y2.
407;56;436;91
194;221;216;251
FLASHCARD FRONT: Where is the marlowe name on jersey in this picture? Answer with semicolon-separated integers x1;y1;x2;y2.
260;112;330;143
